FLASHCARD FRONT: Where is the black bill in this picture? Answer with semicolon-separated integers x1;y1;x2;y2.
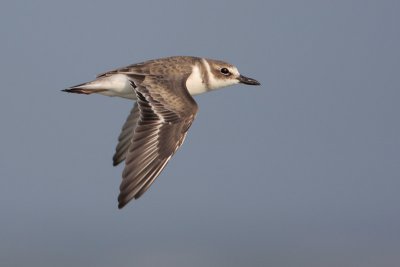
237;75;261;85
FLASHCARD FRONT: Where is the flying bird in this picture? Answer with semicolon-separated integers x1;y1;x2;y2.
63;56;260;208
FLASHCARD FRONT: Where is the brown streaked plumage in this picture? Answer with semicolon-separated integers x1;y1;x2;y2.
63;56;260;209
117;75;198;208
112;103;140;166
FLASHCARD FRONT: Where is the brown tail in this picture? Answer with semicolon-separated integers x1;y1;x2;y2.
62;88;107;95
62;78;111;95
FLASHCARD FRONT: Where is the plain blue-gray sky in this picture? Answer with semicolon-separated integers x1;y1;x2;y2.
1;0;399;266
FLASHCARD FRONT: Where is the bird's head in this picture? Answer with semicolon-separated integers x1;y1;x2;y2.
206;59;260;90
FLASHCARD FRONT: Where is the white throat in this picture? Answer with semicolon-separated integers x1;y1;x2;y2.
185;64;208;96
185;59;240;96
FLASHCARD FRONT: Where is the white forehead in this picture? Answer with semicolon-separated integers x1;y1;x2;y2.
229;66;240;76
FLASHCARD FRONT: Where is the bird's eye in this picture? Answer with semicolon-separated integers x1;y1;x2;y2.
220;68;230;75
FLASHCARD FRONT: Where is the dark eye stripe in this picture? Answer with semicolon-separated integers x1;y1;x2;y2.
220;68;230;75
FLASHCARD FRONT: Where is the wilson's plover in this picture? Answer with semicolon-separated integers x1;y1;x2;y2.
63;56;260;209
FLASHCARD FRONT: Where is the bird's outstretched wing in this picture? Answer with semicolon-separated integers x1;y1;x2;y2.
113;103;140;166
118;75;198;209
